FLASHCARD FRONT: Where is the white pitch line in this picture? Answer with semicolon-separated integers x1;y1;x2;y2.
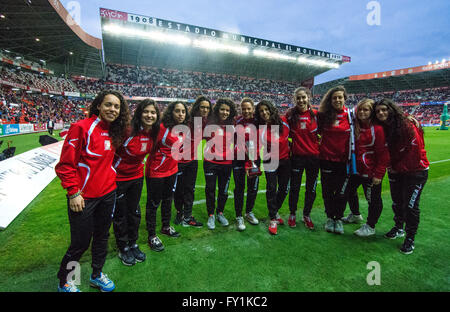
430;158;450;164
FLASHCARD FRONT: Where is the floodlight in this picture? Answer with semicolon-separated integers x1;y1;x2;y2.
297;56;339;68
103;24;191;46
253;49;297;62
193;39;249;55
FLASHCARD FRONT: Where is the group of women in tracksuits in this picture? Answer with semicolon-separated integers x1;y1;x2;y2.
54;86;429;292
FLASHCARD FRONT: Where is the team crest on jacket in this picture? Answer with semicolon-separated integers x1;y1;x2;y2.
301;122;307;129
104;139;111;151
141;143;147;152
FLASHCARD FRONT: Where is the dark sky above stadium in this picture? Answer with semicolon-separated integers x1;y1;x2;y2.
61;0;450;84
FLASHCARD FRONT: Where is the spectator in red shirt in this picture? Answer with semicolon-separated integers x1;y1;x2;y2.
255;99;290;235
232;97;261;231
286;87;320;230
344;99;389;237
173;96;211;228
145;101;189;252
112;99;160;266
55;90;130;292
317;86;351;235
203;98;237;230
374;98;429;255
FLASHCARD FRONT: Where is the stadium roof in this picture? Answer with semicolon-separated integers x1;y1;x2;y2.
313;61;450;95
0;0;103;77
100;8;351;84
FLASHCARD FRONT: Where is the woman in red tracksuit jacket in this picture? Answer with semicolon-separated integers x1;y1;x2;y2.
374;98;429;254
173;96;211;228
286;87;320;230
145;101;189;252
255;99;290;235
317;85;351;235
344;98;390;237
232;97;261;232
55;90;129;292
112;99;160;266
203;98;237;230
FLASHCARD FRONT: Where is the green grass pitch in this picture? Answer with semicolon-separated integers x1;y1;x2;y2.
0;128;449;292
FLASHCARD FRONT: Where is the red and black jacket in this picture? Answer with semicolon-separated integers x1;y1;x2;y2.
145;123;182;178
203;121;235;165
389;121;429;173
178;117;207;164
113;127;153;181
319;106;351;163
258;115;290;163
355;123;390;179
55;114;117;198
287;108;319;157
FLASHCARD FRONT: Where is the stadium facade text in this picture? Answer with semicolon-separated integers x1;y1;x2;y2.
100;7;349;62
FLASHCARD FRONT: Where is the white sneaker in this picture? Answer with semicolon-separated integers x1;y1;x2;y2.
325;218;335;233
207;215;215;230
236;216;246;231
354;224;375;237
334;220;344;234
217;213;229;227
245;211;259;225
342;213;363;224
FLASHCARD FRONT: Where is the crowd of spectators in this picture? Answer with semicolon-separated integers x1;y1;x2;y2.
73;64;296;106
1;62;449;127
1;86;87;125
1;64;77;93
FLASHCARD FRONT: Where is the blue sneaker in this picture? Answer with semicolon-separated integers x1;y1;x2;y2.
58;281;81;292
89;272;115;292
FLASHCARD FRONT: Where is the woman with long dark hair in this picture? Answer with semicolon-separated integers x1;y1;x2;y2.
255;99;290;235
55;90;130;292
112;99;160;266
373;98;429;254
173;96;211;227
317;85;351;235
233;97;260;231
145;101;189;252
286;87;320;230
344;98;389;237
203;98;237;230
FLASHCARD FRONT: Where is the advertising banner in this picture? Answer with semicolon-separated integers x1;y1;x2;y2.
19;124;34;134
421;101;449;106
0;141;64;229
349;61;450;81
33;124;47;132
3;124;20;135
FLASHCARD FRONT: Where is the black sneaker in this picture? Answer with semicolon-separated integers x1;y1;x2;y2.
384;227;405;239
130;244;146;262
174;212;183;225
118;246;136;266
400;237;415;255
161;226;181;237
182;216;203;227
148;236;164;252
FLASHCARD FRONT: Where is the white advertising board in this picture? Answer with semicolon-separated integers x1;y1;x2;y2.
0;141;63;229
